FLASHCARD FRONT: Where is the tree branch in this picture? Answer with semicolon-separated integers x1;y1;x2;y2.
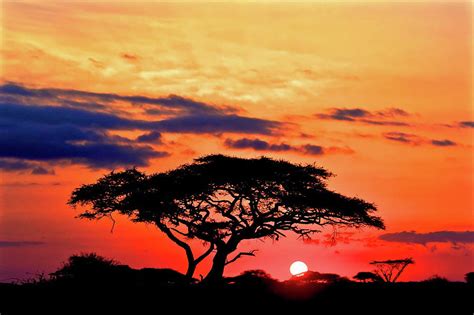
225;250;258;266
195;243;215;265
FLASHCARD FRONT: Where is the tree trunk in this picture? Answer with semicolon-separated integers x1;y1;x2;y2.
185;262;196;279
203;248;229;284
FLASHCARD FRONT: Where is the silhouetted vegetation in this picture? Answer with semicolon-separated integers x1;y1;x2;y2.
465;272;474;284
370;257;414;283
69;155;384;283
289;271;349;284
1;253;472;315
353;271;383;283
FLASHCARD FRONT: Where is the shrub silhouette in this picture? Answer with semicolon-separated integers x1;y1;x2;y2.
51;253;120;283
353;271;383;283
69;154;385;283
50;253;190;287
422;275;449;284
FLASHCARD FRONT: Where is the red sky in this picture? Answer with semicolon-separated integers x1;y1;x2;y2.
0;1;472;282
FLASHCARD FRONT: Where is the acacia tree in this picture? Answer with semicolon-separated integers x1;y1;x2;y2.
369;258;414;283
69;154;385;283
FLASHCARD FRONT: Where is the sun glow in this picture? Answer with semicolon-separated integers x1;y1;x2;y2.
290;261;308;276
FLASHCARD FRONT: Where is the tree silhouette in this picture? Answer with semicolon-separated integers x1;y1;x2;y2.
369;258;414;283
465;272;474;284
69;154;385;283
353;271;383;283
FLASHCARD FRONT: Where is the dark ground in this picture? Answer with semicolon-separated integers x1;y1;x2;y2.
1;274;472;315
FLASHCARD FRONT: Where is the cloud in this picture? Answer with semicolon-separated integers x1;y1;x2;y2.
0;83;233;115
0;116;169;168
224;138;293;152
0;158;54;175
444;121;474;129
301;144;324;155
458;121;474;128
379;231;474;245
383;132;457;147
383;132;421;144
121;53;139;61
0;83;284;169
316;107;411;126
155;115;280;134
31;166;56;175
136;131;163;143
0;241;45;247
431;139;457;147
224;138;353;156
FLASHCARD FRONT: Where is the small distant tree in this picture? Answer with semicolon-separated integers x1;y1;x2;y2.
465;272;474;284
370;258;414;283
353;271;383;283
70;155;385;283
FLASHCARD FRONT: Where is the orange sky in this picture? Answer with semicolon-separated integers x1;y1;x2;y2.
0;1;472;281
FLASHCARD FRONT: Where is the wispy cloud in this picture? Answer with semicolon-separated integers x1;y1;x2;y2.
0;158;55;175
383;132;457;147
224;138;353;156
0;241;45;247
315;107;411;126
443;121;474;129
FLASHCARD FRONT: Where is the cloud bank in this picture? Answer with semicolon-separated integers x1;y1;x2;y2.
0;83;283;170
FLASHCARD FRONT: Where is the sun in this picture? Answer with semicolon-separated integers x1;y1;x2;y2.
290;261;308;276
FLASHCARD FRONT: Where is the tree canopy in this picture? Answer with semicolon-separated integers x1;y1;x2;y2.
69;154;385;282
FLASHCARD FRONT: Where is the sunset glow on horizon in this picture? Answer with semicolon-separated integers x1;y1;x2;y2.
0;1;472;282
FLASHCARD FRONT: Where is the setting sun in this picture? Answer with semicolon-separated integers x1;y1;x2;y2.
290;261;309;276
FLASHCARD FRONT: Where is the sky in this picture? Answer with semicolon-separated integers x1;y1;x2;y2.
0;1;472;282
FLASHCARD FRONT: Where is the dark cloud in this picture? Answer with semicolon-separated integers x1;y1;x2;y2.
0;159;54;175
0;83;231;115
136;131;163;143
0;241;45;247
431;139;457;147
0;114;169;168
224;138;293;151
31;166;55;175
0;159;37;172
301;144;324;155
383;132;457;148
383;132;420;144
0;83;284;170
458;121;474;128
316;107;410;126
155;115;280;134
224;138;353;156
379;231;474;245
